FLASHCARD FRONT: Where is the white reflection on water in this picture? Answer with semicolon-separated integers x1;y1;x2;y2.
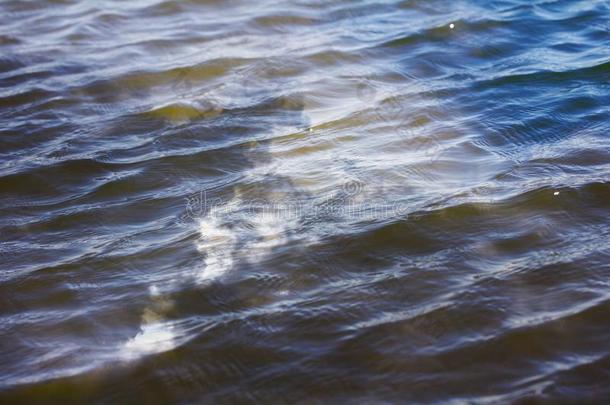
122;321;178;359
121;285;178;360
197;210;238;284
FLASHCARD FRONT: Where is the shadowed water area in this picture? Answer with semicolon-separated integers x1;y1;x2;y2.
1;0;610;402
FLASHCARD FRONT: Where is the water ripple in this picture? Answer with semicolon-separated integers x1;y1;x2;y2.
1;0;610;402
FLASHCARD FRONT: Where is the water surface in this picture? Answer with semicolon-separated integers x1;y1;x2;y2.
1;0;610;402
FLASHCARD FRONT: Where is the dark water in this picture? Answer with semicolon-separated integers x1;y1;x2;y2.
1;0;610;402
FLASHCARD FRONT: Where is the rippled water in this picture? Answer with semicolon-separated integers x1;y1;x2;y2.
1;0;610;402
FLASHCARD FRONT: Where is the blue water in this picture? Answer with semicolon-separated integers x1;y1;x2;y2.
1;0;609;402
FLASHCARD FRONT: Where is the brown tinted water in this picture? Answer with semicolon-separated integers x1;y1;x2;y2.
1;0;610;402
